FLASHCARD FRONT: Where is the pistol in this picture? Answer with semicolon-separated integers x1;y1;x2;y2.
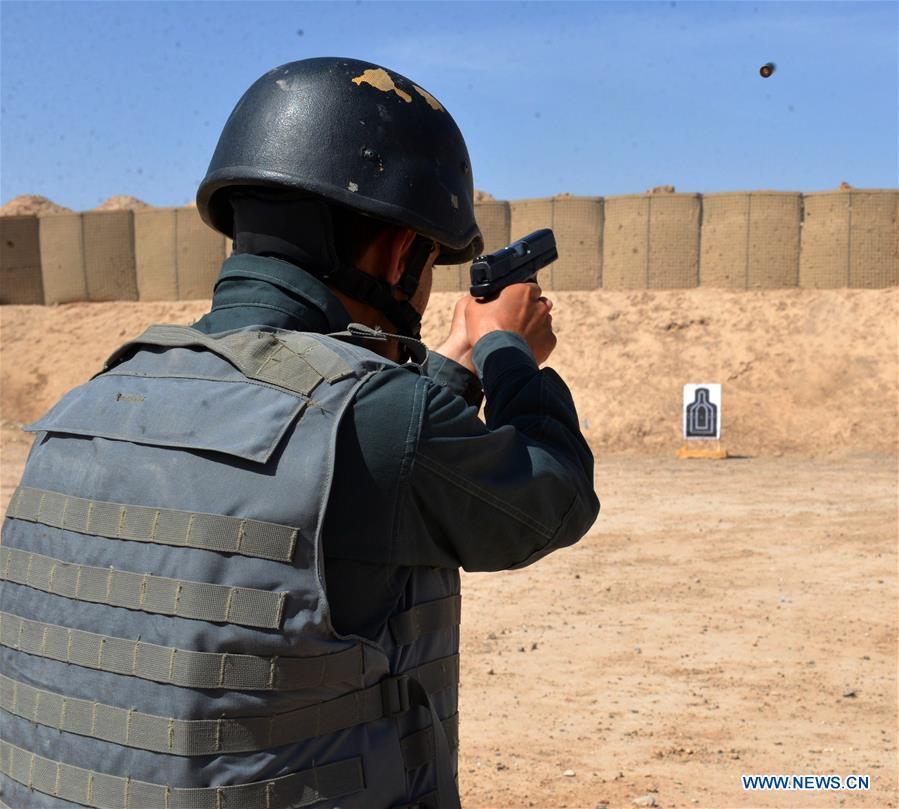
468;229;558;299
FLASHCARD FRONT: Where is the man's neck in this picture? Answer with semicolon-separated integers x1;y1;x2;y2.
328;286;404;363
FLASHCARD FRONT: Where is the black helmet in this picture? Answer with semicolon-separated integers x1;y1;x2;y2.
197;57;483;265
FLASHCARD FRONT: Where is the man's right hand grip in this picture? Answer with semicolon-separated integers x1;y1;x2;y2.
468;229;558;299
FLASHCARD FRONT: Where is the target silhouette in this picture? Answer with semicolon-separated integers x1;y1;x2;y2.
685;387;718;438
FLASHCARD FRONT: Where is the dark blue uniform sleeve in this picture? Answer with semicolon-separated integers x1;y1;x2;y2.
420;350;484;409
393;331;599;571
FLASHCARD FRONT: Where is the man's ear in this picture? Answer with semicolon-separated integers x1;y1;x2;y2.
384;228;417;287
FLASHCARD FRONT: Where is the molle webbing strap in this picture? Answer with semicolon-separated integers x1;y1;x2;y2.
443;712;460;751
0;547;286;630
6;486;300;563
0;739;364;809
400;713;460;771
389;595;461;646
0;611;363;692
408;653;460;695
99;325;355;397
0;655;460;757
402;677;461;809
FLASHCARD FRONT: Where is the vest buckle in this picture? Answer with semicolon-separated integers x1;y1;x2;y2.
381;674;412;716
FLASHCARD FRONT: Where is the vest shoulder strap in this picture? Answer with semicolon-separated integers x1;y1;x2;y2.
98;325;356;397
327;322;429;366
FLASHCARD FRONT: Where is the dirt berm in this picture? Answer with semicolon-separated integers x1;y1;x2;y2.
2;288;895;457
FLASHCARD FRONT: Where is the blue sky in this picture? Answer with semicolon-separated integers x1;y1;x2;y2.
1;1;896;210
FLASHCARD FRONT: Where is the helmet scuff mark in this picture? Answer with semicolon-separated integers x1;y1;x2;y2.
361;147;384;173
351;68;412;103
275;76;303;92
413;85;443;111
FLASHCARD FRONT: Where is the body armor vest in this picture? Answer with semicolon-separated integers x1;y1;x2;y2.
0;325;461;809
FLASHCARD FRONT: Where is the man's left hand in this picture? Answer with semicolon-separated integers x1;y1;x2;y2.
434;295;476;374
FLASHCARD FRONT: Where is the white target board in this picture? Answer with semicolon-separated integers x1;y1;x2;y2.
683;384;721;440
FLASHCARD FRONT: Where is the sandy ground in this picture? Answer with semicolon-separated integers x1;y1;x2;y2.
1;290;897;808
457;454;897;809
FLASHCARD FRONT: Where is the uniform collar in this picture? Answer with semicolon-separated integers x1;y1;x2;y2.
193;253;352;335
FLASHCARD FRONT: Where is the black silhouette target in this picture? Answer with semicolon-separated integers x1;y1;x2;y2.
684;385;720;439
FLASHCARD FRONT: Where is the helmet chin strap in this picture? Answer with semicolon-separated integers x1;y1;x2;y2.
320;234;433;342
231;191;430;349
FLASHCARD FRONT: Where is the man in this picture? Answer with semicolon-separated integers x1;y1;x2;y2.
0;58;598;808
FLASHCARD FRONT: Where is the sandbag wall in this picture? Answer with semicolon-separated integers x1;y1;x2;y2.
1;190;896;303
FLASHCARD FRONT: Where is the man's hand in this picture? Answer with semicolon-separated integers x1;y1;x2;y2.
466;283;556;365
434;295;476;374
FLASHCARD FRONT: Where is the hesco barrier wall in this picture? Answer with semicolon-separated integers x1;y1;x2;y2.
2;189;896;303
800;190;898;288
0;216;43;304
134;207;229;300
437;200;511;292
700;192;802;288
510;196;603;290
601;194;702;288
39;211;139;304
